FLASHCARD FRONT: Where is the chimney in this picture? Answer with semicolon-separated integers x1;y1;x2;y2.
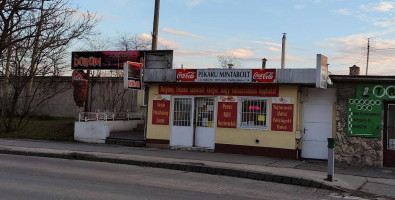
262;58;267;69
281;33;286;69
349;65;360;76
227;64;234;69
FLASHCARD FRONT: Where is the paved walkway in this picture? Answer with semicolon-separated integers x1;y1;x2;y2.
0;139;394;199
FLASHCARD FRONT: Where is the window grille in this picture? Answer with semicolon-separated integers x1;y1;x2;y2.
173;97;192;126
196;98;215;128
239;98;268;129
388;105;395;149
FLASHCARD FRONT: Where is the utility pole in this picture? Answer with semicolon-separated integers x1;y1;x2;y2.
366;38;370;76
152;0;160;50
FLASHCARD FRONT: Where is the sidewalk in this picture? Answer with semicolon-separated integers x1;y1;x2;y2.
0;139;394;199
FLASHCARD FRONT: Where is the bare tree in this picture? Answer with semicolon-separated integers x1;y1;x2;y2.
0;0;99;132
115;33;151;51
217;55;243;69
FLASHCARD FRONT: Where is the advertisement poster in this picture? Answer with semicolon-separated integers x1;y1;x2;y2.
217;97;237;128
347;98;382;138
251;69;276;83
152;100;170;125
271;103;294;132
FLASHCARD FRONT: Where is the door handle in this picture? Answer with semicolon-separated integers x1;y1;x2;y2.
304;127;308;133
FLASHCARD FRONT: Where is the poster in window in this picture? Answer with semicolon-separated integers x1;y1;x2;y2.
152;100;170;125
217;102;237;128
271;103;293;132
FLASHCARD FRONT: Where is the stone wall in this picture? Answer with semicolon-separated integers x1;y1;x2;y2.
335;82;383;167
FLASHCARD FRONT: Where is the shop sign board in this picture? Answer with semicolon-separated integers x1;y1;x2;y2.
196;69;251;82
159;83;279;97
152;97;170;125
217;96;237;128
124;62;142;90
316;54;328;89
176;69;197;82
347;98;382;138
356;84;395;99
251;69;276;83
72;51;141;70
271;97;294;132
175;69;276;83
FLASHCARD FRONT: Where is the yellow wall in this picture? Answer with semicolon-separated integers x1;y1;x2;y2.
146;84;299;150
146;84;170;140
216;85;298;149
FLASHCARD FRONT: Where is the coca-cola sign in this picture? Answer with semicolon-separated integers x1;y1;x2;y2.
176;69;197;82
252;69;276;83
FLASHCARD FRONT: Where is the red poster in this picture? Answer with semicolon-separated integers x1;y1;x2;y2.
176;69;197;82
271;104;293;132
217;102;237;128
159;83;279;97
152;100;170;125
252;69;276;83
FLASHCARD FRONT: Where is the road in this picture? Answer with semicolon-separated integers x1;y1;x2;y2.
0;154;374;200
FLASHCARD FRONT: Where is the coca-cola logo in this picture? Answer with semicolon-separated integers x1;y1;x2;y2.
176;69;197;82
177;72;196;79
253;72;274;79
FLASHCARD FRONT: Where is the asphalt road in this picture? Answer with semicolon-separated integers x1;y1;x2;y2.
0;154;374;200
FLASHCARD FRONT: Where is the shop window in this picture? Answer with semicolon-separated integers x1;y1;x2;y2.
173;97;192;126
239;97;268;129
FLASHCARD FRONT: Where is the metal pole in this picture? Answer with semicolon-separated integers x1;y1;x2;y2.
281;33;286;69
327;138;336;182
366;38;370;76
152;0;160;50
84;70;90;112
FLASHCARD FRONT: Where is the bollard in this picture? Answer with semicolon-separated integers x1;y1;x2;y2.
327;138;336;181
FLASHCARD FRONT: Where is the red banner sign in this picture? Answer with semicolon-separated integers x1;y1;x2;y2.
251;69;276;83
176;69;197;82
159;84;279;97
271;104;293;132
152;100;170;125
217;102;237;128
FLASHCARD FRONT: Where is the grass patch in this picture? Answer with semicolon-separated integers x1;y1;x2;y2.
0;117;75;142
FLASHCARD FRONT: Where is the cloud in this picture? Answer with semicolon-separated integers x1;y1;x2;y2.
373;17;395;27
317;34;395;75
162;27;204;40
225;48;253;58
336;8;351;15
252;41;281;47
267;47;280;52
361;1;394;12
158;38;180;49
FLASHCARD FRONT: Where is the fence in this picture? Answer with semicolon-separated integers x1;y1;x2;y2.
78;110;145;122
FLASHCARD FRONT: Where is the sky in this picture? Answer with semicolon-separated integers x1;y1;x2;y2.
70;0;395;75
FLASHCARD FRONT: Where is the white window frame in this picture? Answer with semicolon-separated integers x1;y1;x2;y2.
237;97;270;130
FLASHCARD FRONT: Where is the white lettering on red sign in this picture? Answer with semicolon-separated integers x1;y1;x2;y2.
253;72;274;80
251;69;276;83
176;69;197;82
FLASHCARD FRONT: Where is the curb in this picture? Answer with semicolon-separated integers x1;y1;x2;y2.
0;149;343;192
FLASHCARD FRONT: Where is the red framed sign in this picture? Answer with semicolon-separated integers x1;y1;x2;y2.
252;69;276;83
176;69;197;82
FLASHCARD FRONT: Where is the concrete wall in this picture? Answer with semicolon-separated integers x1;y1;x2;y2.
334;82;383;167
32;77;139;118
74;120;144;143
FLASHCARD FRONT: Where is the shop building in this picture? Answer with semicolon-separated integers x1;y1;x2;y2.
331;66;395;167
143;56;334;160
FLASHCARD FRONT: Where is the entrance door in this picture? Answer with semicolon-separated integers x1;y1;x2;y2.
194;98;216;149
384;102;395;167
170;97;194;147
302;88;336;159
